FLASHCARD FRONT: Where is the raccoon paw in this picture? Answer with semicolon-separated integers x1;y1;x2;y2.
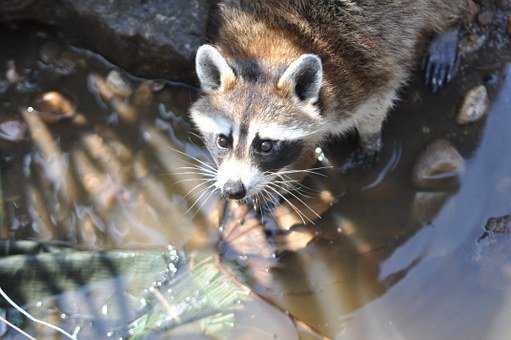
423;29;460;93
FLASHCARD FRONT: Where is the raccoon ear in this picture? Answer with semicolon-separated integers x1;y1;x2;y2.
278;54;323;104
195;44;236;92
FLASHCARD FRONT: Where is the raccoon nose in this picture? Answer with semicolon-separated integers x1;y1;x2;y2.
223;181;246;200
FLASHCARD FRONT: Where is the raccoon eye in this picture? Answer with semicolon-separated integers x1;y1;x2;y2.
258;140;274;154
217;134;231;149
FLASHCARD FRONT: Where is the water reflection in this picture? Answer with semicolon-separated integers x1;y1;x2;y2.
0;24;510;340
219;55;511;338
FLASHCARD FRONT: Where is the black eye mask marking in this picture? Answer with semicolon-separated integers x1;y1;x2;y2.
251;135;304;172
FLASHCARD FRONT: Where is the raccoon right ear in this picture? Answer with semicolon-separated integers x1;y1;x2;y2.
278;54;323;104
195;45;236;93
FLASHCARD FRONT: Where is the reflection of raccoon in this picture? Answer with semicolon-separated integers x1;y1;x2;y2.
190;0;468;200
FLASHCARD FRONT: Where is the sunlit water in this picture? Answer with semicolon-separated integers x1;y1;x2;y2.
0;25;510;339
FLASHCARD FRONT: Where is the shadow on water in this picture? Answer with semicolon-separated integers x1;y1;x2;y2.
0;22;510;339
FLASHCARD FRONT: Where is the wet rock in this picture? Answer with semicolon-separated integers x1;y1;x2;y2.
412;140;465;190
477;11;494;27
39;42;77;76
0;79;9;93
0;0;213;82
0;119;27;142
133;82;154;107
88;73;114;102
33;91;76;123
459;32;488;56
412;191;450;224
467;0;480;22
457;85;490;124
498;0;511;10
106;70;132;98
5;60;20;83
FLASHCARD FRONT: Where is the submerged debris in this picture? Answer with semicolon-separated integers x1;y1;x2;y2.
479;214;511;241
412;139;465;190
457;85;490;124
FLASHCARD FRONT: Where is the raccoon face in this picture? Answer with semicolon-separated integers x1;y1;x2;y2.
189;44;325;202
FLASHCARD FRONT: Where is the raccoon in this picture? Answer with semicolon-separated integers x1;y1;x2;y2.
189;0;469;201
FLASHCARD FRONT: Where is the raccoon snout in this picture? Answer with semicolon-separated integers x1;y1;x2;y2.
223;180;246;200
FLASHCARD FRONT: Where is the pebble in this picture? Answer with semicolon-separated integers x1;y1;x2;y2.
0;119;27;142
34;91;76;123
412;139;465;190
412;191;450;224
457;85;489;124
132;82;153;107
106;70;132;97
5;60;21;84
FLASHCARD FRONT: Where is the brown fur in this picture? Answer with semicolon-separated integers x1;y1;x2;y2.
190;0;470;203
207;0;468;121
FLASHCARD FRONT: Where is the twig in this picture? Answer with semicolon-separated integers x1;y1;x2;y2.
0;286;77;340
0;312;37;340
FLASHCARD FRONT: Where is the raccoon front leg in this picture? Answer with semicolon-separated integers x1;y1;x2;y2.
341;91;394;170
423;26;460;92
341;114;385;171
356;111;385;154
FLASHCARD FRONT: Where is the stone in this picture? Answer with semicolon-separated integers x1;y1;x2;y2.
106;70;132;97
467;0;479;22
0;0;214;82
457;85;490;124
0;119;27;142
497;0;511;10
412;191;450;224
477;11;494;27
33;91;76;123
412;139;465;190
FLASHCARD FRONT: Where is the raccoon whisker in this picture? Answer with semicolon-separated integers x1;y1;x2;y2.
177;165;217;174
190;187;219;219
184;179;217;198
173;177;214;185
273;169;327;177
168;147;218;173
272;180;312;199
185;183;218;215
266;185;311;225
268;182;321;220
261;189;277;213
271;165;333;178
172;171;216;178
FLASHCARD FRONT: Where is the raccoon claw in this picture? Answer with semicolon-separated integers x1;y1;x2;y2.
423;29;459;92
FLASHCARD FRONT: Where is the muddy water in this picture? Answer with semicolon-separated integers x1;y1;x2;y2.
0;25;510;339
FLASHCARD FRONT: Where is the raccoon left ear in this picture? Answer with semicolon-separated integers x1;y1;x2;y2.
195;44;236;93
278;54;323;104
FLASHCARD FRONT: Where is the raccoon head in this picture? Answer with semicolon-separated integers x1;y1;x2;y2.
189;44;326;202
